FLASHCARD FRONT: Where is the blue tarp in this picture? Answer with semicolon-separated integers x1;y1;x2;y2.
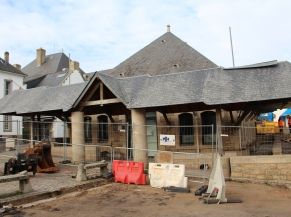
258;112;274;121
280;109;291;117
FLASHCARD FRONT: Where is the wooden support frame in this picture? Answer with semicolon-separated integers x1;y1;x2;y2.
229;111;234;124
100;83;104;106
245;111;254;122
236;110;251;126
84;98;121;106
105;113;115;123
162;112;171;125
80;81;121;108
80;83;100;111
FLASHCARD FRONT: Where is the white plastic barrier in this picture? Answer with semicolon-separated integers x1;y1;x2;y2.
206;154;227;203
149;163;188;188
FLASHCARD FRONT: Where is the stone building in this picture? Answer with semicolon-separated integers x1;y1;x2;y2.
0;28;290;163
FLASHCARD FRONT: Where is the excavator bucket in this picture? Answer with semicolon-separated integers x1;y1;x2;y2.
25;141;59;173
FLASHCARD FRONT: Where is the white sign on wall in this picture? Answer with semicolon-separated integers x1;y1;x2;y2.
160;134;175;146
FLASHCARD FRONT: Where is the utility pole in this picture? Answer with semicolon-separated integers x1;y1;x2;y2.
229;26;235;67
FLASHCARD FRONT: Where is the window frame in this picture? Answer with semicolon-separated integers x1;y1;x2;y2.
178;113;194;146
84;116;92;143
3;115;12;132
98;115;109;142
201;111;216;145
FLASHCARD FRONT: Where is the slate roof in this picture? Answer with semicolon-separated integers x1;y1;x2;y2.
0;58;26;76
0;82;87;115
98;61;291;108
109;32;216;77
85;69;112;80
35;72;67;87
22;52;86;87
203;61;291;105
0;61;290;115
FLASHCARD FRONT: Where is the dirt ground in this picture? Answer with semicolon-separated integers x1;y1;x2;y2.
20;181;291;217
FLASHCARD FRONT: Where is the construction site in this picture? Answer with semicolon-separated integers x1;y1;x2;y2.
0;3;291;215
1;119;291;216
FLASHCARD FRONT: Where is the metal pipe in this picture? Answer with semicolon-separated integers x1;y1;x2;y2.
229;26;235;67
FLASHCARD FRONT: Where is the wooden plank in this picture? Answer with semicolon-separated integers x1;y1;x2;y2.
84;98;121;106
106;114;115;123
81;83;100;105
229;111;234;124
100;83;103;106
162;112;171;125
236;110;251;126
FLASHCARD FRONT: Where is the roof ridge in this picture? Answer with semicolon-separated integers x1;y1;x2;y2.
111;67;221;80
0;57;26;76
109;31;217;77
98;73;129;105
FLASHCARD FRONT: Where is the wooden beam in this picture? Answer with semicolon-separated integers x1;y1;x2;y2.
229;111;234;124
85;83;100;102
83;98;121;106
106;114;115;123
55;115;66;122
245;111;254;122
78;83;101;112
162;112;171;125
100;83;103;106
236;110;251;126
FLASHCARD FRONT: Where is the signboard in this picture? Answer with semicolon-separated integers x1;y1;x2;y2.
160;134;175;146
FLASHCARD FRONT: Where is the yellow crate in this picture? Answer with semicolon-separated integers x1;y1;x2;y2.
256;121;279;134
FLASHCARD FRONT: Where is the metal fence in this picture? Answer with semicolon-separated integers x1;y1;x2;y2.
1;119;291;179
112;147;212;178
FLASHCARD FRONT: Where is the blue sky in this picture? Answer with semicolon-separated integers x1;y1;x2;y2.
1;0;291;72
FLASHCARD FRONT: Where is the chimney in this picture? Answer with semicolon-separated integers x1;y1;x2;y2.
69;60;79;72
36;48;46;66
4;51;9;62
13;64;21;70
167;24;171;33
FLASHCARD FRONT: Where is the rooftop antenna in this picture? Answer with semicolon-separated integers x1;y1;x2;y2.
229;26;235;67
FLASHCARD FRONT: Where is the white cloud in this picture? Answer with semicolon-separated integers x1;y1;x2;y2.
0;0;290;71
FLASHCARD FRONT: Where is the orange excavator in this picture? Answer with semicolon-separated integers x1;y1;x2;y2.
4;141;58;175
25;141;59;173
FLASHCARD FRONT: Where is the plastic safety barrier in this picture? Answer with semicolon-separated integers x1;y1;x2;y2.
149;163;188;188
112;160;146;185
113;160;128;183
127;162;146;185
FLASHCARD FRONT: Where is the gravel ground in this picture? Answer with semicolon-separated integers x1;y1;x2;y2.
21;181;291;217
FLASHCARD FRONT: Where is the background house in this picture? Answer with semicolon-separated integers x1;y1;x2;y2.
21;48;86;142
0;51;26;142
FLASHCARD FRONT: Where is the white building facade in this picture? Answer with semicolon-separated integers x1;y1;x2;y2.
0;54;26;137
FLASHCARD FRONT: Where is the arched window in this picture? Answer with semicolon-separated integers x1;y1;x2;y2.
84;116;92;143
179;113;194;146
201;111;216;145
98;115;108;142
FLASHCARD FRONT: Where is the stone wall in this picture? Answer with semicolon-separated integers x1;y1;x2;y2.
156;152;231;178
230;155;291;185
